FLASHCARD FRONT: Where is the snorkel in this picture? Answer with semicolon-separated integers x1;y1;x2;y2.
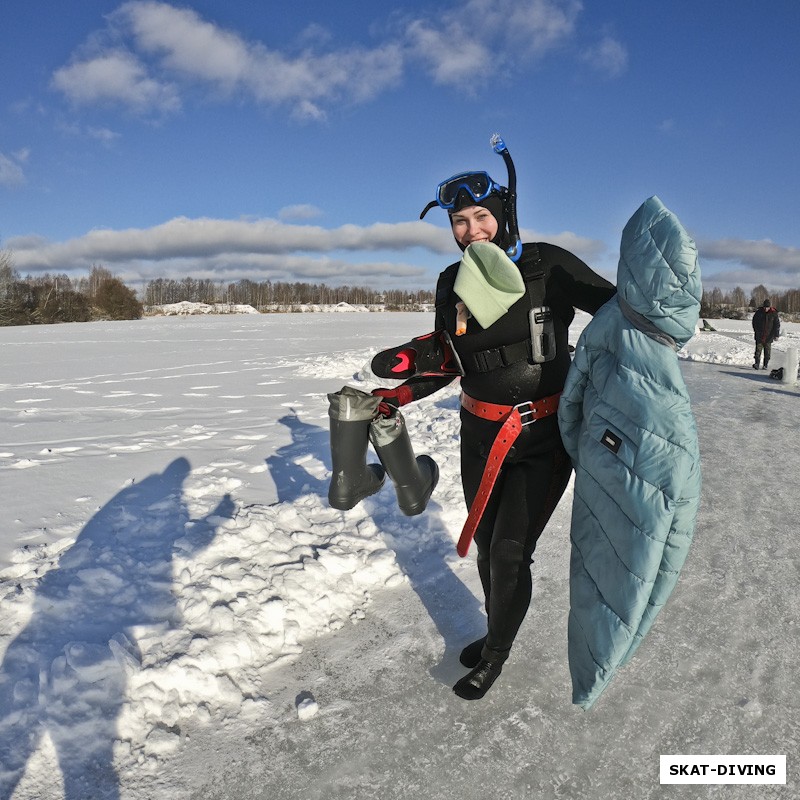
490;133;522;263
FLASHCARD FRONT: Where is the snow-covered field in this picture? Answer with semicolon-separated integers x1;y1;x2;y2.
1;312;797;799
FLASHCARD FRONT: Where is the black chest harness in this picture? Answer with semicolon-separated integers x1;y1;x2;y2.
436;245;555;374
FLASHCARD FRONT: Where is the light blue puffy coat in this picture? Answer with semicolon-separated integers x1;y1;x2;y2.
557;196;702;709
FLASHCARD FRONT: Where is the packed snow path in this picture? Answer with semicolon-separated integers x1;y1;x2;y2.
1;314;797;799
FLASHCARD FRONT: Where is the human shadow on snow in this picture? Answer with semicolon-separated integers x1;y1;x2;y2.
0;457;235;800
265;411;330;503
265;410;485;687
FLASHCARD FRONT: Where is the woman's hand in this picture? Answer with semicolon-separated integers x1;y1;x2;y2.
372;386;412;416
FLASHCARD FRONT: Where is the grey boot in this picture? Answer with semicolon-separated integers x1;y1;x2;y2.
327;386;385;510
369;410;438;516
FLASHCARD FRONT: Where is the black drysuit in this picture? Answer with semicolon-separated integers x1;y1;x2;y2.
390;242;616;657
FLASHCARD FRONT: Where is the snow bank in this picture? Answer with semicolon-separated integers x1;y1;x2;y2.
0;464;409;780
152;302;260;315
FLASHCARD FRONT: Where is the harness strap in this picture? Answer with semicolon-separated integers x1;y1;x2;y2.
456;390;561;557
460;391;561;421
466;338;532;373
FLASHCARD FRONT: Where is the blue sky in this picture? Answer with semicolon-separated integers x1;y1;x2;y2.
2;0;799;295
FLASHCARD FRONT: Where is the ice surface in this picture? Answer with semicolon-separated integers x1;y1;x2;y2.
1;312;798;799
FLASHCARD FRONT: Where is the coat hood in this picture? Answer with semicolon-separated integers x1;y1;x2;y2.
616;196;701;348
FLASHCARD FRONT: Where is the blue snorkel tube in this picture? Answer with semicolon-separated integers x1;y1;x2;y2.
490;134;523;263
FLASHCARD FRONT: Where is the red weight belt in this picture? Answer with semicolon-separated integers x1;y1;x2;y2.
457;390;561;557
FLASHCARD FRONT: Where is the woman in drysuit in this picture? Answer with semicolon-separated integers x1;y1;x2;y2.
368;137;616;700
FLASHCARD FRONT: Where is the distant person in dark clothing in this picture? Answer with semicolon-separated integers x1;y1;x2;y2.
752;299;780;369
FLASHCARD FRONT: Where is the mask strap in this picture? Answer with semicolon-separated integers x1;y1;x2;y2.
419;200;438;220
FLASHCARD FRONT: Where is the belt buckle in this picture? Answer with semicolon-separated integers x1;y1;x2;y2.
513;401;538;427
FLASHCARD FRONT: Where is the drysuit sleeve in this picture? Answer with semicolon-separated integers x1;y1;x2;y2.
392;279;461;401
371;265;461;407
542;244;616;315
372;372;456;409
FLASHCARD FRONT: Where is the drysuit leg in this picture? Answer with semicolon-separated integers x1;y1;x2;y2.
466;444;573;655
454;443;571;699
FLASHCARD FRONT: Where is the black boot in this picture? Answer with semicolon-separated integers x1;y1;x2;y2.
453;646;508;700
327;386;385;510
459;636;487;669
369;411;438;516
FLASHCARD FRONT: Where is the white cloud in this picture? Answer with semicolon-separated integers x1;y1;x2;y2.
278;205;324;222
658;118;676;134
51;50;180;113
296;23;334;48
0;152;27;187
87;127;122;144
6;216;454;275
50;1;403;118
114;253;431;286
504;0;583;53
405;20;492;86
5;214;611;288
698;237;800;273
693;236;800;292
405;0;582;88
117;1;252;88
581;35;628;78
50;0;596;119
117;2;405;106
291;99;327;123
519;226;606;263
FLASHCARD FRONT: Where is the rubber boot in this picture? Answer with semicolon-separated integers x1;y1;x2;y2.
369;410;438;516
327;386;385;510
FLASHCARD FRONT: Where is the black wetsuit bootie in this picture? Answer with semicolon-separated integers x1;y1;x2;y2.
459;637;487;669
453;647;508;701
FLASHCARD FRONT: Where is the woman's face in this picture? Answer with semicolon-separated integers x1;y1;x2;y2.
450;205;499;248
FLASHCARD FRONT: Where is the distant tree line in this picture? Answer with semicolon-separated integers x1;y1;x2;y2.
0;249;436;327
700;283;800;319
142;277;434;310
5;246;800;327
0;257;142;326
